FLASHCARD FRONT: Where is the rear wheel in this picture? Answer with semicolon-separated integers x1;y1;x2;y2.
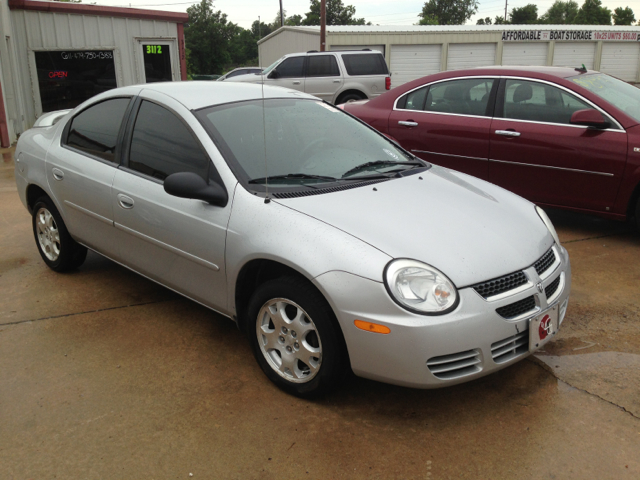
247;276;348;397
32;196;87;272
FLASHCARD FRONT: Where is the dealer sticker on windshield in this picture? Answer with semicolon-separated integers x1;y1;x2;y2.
529;305;559;353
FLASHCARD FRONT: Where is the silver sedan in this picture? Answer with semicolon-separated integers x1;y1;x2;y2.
14;82;571;396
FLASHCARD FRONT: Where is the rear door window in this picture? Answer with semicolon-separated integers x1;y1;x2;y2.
398;86;429;110
306;55;340;77
65;97;131;163
128;100;210;181
341;54;388;76
425;78;495;116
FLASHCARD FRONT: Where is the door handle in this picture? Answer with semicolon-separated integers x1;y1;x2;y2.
398;121;418;127
333;79;340;83
52;168;64;181
292;81;301;85
117;194;134;209
495;130;521;137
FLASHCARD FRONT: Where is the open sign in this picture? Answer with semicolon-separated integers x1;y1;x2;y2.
48;71;68;78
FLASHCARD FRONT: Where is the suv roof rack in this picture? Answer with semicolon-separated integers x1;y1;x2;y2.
307;50;318;53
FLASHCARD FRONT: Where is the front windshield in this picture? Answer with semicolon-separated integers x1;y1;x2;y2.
197;98;418;188
261;59;281;75
570;73;640;123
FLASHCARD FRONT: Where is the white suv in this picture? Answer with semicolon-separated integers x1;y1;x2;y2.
227;50;390;104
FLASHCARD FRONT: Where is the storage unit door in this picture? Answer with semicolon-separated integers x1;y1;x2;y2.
553;43;596;69
330;45;385;55
447;43;496;71
600;43;640;82
502;43;548;66
389;45;441;87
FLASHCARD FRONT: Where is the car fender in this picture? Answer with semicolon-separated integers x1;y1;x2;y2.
225;185;392;317
613;124;640;216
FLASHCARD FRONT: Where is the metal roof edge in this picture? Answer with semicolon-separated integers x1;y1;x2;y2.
8;0;189;23
257;26;321;45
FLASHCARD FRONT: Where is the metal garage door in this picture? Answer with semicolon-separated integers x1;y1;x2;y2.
553;42;596;69
502;43;548;66
600;43;639;82
389;44;441;87
447;43;496;71
330;45;385;55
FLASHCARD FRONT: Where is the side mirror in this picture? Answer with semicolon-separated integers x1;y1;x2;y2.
570;109;610;129
164;172;228;207
268;70;280;79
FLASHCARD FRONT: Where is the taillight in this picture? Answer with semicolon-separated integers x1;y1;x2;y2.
385;77;391;90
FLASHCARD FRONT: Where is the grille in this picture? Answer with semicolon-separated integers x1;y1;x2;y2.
496;295;536;319
472;271;527;299
271;179;389;199
426;349;482;380
534;248;556;276
491;330;529;364
545;275;561;299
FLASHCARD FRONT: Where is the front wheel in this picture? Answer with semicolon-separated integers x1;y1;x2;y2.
247;276;348;397
336;92;365;104
32;196;87;272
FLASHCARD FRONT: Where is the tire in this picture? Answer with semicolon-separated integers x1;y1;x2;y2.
336;92;365;105
32;196;87;272
246;276;348;397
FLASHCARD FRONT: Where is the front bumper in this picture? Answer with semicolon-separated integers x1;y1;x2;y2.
314;245;571;388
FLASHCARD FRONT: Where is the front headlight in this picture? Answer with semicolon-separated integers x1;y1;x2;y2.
384;259;458;315
536;206;560;246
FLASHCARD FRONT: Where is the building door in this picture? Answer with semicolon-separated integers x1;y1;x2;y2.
389;45;441;87
136;40;176;83
600;43;640;82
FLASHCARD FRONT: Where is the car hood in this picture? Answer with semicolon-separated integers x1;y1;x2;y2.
275;165;553;287
225;73;264;83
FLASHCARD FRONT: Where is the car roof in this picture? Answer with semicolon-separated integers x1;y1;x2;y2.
136;81;316;110
470;65;592;79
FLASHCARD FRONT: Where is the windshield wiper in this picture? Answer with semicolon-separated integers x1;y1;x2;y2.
342;160;424;178
248;173;337;184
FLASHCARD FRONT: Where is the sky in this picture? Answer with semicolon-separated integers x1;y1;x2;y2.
97;0;636;29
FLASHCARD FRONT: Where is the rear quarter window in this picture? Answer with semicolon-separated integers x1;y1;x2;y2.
341;54;389;76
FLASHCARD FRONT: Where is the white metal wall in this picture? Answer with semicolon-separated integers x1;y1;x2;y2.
447;43;496;70
600;43;640;82
389;44;441;86
553;43;596;69
258;29;320;67
10;10;180;127
502;43;548;66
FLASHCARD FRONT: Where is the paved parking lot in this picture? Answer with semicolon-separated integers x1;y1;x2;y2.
1;145;639;479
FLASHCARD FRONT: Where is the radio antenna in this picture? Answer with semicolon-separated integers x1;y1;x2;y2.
259;29;270;204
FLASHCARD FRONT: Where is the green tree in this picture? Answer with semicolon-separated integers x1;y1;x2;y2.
228;26;259;66
493;15;509;24
539;0;579;24
286;14;304;26
251;20;272;39
184;0;237;75
573;0;611;24
302;0;367;26
509;4;538;23
418;0;479;25
476;16;492;24
612;6;635;25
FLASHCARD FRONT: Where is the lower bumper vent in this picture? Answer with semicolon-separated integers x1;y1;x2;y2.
496;295;536;319
491;330;529;364
427;349;482;380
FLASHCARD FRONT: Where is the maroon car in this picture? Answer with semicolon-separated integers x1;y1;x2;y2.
341;66;640;226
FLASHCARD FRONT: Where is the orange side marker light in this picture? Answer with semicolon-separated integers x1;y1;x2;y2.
354;320;391;334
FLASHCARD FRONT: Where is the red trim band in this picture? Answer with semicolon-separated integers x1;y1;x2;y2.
8;0;188;23
177;23;187;81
